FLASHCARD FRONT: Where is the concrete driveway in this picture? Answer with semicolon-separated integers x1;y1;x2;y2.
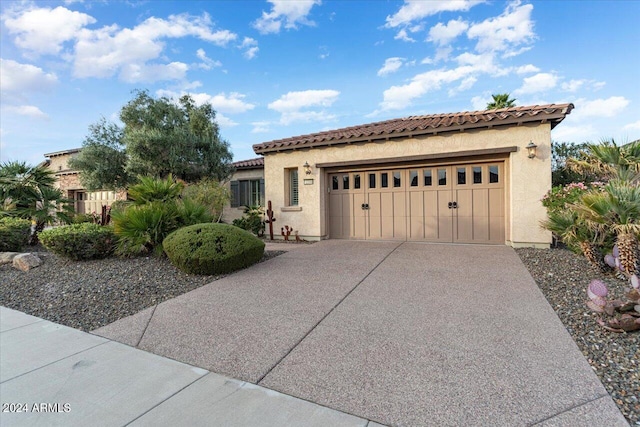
92;240;627;426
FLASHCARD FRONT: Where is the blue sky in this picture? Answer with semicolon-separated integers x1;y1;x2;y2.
1;0;639;166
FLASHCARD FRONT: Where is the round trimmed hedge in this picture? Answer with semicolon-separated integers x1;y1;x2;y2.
39;223;116;260
0;217;31;252
163;223;265;275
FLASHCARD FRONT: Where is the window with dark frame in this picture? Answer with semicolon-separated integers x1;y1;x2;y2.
230;178;265;207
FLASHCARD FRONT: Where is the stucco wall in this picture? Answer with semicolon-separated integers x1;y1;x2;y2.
222;168;265;223
263;123;552;246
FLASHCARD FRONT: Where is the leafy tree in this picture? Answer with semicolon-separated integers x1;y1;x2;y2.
69;117;131;191
0;161;73;244
71;90;233;190
182;178;230;222
551;141;592;186
486;93;516;109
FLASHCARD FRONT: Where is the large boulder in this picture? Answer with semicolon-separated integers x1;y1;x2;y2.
0;252;19;265
12;253;42;272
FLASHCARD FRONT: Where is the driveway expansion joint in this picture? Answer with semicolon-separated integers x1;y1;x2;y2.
527;393;615;426
136;304;158;348
256;242;404;385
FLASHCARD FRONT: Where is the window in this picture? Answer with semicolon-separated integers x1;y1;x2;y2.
354;174;361;189
393;171;401;187
230;178;265;207
410;170;418;187
457;167;466;185
369;173;376;189
332;176;339;190
342;174;349;190
381;172;389;188
473;167;482;184
489;165;499;183
288;168;299;206
438;168;447;185
424;170;432;186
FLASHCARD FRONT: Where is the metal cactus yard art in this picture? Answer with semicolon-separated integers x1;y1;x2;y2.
586;245;640;333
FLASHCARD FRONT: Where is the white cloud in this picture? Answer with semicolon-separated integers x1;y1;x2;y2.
385;0;483;28
240;37;259;59
156;90;255;114
254;0;321;34
514;72;558;95
3;105;49;120
551;123;597;143
0;59;58;93
196;48;222;70
515;64;539;74
215;113;238;127
421;57;433;64
394;29;415;42
572;96;630;118
268;89;339;124
467;2;534;55
378;57;404;76
623;120;640;131
428;19;468;45
561;79;606;92
73;13;237;81
470;94;490;110
252;121;271;133
3;6;95;56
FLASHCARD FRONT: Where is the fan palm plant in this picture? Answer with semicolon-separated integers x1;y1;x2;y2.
568;139;640;183
577;180;640;275
486;93;516;110
541;210;609;272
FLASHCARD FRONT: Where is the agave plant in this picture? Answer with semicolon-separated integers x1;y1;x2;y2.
577;180;640;276
586;247;640;333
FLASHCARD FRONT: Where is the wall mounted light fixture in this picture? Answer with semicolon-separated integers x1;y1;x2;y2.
526;141;538;159
303;161;312;175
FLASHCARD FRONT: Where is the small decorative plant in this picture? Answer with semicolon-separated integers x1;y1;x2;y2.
586;245;640;332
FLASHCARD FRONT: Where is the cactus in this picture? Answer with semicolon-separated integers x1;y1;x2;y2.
585;246;640;332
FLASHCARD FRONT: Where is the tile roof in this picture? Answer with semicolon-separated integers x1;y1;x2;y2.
253;103;574;154
232;157;264;169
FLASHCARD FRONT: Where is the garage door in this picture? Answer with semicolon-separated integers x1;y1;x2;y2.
329;162;505;244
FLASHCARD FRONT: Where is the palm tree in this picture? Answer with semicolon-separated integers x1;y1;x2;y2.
568;139;640;183
577;180;640;275
486;93;516;110
0;161;73;244
541;210;609;272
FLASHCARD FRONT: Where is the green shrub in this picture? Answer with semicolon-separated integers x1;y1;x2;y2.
0;217;31;251
72;213;97;224
232;205;265;237
163;223;265;275
39;223;116;260
111;199;212;257
182;179;230;222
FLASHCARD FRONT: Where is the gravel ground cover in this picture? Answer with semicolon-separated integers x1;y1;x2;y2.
516;247;639;425
0;248;284;332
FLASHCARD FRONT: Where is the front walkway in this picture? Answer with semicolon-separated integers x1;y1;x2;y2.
1;241;630;426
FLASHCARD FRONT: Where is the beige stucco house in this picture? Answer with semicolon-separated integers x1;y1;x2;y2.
223;157;265;223
43;149;120;215
251;104;574;247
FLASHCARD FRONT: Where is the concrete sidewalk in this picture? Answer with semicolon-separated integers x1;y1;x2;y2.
0;307;380;427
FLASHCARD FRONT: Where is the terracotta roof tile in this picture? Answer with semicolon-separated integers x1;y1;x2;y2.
253;103;574;154
232;157;264;169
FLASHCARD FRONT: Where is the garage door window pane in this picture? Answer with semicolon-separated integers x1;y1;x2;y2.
424;170;432;186
438;169;447;185
393;172;401;187
354;174;361;189
473;167;482;184
369;173;376;189
381;172;388;188
489;166;499;183
332;176;339;190
457;167;466;185
343;175;350;190
410;170;418;186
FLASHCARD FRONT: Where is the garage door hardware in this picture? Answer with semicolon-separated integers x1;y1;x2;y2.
447;202;459;209
361;203;370;210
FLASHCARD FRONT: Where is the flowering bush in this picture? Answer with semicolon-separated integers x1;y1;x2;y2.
541;182;590;214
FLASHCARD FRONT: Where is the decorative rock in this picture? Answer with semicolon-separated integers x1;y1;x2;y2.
12;253;42;272
0;252;20;265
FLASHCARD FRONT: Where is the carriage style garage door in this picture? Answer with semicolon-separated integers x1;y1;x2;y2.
329;162;505;244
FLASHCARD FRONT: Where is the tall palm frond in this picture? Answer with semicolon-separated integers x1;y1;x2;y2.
568;139;640;183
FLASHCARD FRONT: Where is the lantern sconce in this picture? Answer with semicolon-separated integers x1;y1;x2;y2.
526;141;538;159
303;161;312;175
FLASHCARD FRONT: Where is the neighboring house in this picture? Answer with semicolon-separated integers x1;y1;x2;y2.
252;104;574;247
223;157;265;223
43;149;121;215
